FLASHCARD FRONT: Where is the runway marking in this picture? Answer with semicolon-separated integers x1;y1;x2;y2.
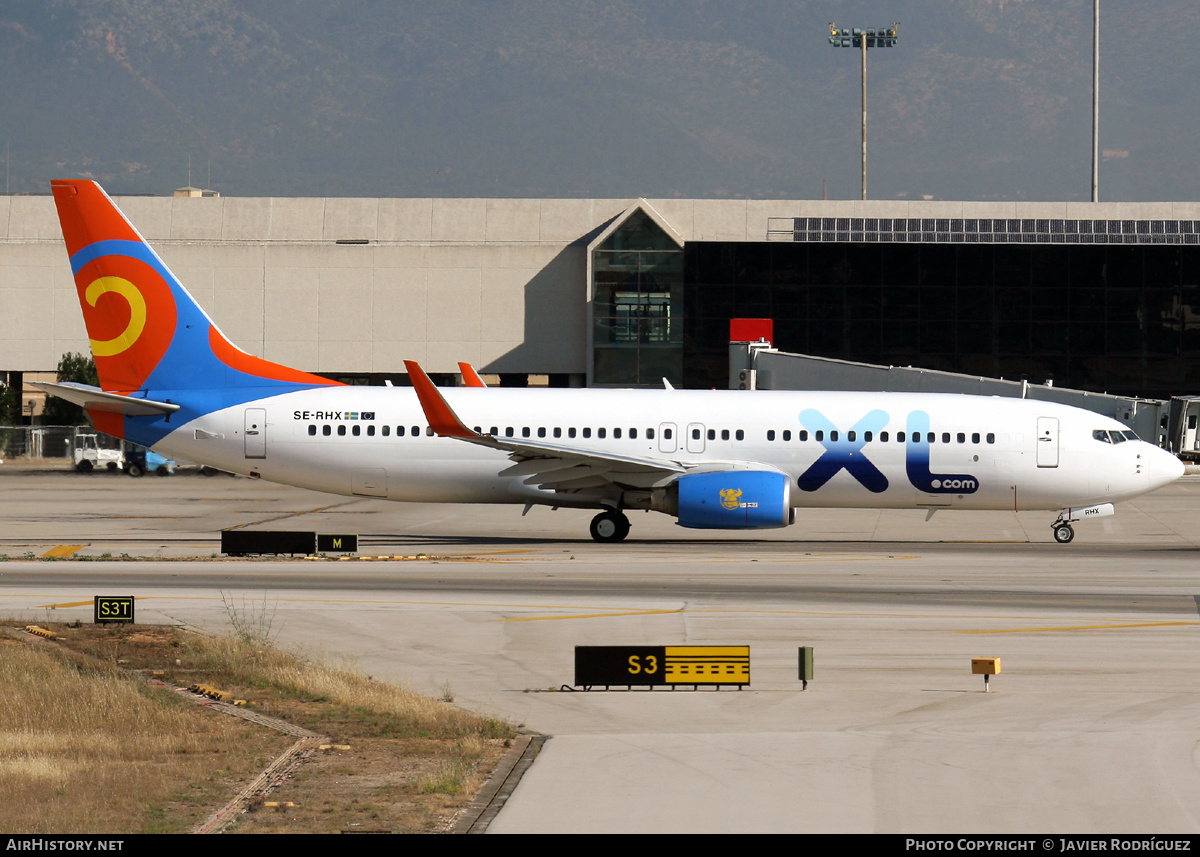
40;599;97;608
40;545;84;558
500;609;683;622
959;621;1200;634
227;501;364;530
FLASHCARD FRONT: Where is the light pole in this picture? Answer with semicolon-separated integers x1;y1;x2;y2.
829;23;898;200
1092;0;1099;202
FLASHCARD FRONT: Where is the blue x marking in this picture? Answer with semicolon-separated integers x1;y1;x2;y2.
796;409;890;493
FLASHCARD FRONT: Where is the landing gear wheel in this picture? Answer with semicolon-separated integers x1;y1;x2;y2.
589;510;631;543
1053;523;1075;544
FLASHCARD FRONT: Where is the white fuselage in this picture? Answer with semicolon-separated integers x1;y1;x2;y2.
150;387;1183;515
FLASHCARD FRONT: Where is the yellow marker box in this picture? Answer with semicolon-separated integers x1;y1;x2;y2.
971;657;1001;675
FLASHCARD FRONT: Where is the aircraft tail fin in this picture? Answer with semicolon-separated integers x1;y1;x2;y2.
458;362;487;388
50;180;340;395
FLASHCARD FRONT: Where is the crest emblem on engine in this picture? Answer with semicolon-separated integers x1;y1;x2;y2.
719;488;743;510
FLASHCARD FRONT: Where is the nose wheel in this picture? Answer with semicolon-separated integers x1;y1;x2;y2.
1052;522;1075;544
590;510;631;542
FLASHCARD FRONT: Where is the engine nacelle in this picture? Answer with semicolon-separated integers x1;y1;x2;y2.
676;471;793;530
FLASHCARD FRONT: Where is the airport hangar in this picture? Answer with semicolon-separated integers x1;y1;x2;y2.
3;192;1200;411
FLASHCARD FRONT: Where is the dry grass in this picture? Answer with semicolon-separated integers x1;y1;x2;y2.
181;634;510;741
0;638;285;833
0;625;518;833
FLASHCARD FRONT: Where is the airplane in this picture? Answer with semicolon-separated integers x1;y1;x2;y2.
35;180;1185;545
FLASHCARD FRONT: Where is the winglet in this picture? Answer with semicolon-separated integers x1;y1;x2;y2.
458;362;487;388
404;360;478;438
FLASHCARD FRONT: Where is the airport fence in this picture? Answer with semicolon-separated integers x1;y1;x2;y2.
0;425;108;462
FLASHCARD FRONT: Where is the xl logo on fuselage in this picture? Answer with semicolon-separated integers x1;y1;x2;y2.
796;409;979;495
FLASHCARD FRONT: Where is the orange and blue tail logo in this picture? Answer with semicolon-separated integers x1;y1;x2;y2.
51;180;340;440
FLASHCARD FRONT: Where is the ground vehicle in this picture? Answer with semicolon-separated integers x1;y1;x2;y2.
72;431;123;473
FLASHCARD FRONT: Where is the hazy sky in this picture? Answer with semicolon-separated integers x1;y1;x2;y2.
1;0;1196;201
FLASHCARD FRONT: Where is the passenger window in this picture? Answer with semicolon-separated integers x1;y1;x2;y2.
661;428;670;439
323;425;331;436
397;426;406;437
986;433;995;444
864;431;872;442
768;430;776;441
848;431;856;442
426;427;434;436
799;430;809;441
630;428;637;439
736;429;744;441
537;427;546;438
972;432;980;443
583;428;592;438
830;431;838;442
720;429;729;441
412;426;419;436
815;430;824;441
337;425;346;436
489;426;498;436
783;430;791;441
308;425;316;436
553;427;562;438
505;427;514;437
897;431;905;442
647;428;654;439
522;427;530;438
927;432;935;443
707;429;716;440
880;431;888;442
382;426;390;437
613;428;621;439
598;428;606;439
957;432;965;443
692;428;701;440
569;427;577;438
352;425;361;436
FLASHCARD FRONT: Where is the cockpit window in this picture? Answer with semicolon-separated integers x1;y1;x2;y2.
1093;430;1111;443
1121;430;1139;442
1108;431;1127;444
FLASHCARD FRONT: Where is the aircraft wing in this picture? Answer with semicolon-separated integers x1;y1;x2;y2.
405;361;698;491
31;382;181;417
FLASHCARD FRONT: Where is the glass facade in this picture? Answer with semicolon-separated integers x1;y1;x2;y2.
592;210;684;386
683;242;1200;399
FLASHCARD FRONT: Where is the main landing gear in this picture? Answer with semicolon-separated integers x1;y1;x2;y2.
590;510;631;543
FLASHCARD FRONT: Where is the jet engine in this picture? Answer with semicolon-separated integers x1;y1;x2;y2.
675;471;794;529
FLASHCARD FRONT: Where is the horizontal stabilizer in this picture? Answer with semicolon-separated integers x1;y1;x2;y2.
31;382;180;417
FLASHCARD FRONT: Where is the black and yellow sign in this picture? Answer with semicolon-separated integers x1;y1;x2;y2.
317;533;358;552
575;646;750;688
94;596;134;624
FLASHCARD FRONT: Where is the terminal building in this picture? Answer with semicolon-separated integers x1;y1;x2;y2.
3;192;1200;408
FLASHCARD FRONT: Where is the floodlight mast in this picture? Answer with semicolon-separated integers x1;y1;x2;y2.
828;23;898;200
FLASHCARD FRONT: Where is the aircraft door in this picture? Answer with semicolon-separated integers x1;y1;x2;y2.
1036;417;1059;467
686;423;706;454
244;408;266;459
658;422;677;453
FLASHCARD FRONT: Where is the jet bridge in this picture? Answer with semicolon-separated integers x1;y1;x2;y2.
729;344;1169;448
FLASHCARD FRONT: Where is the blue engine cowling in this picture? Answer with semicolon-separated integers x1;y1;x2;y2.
676;471;793;530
